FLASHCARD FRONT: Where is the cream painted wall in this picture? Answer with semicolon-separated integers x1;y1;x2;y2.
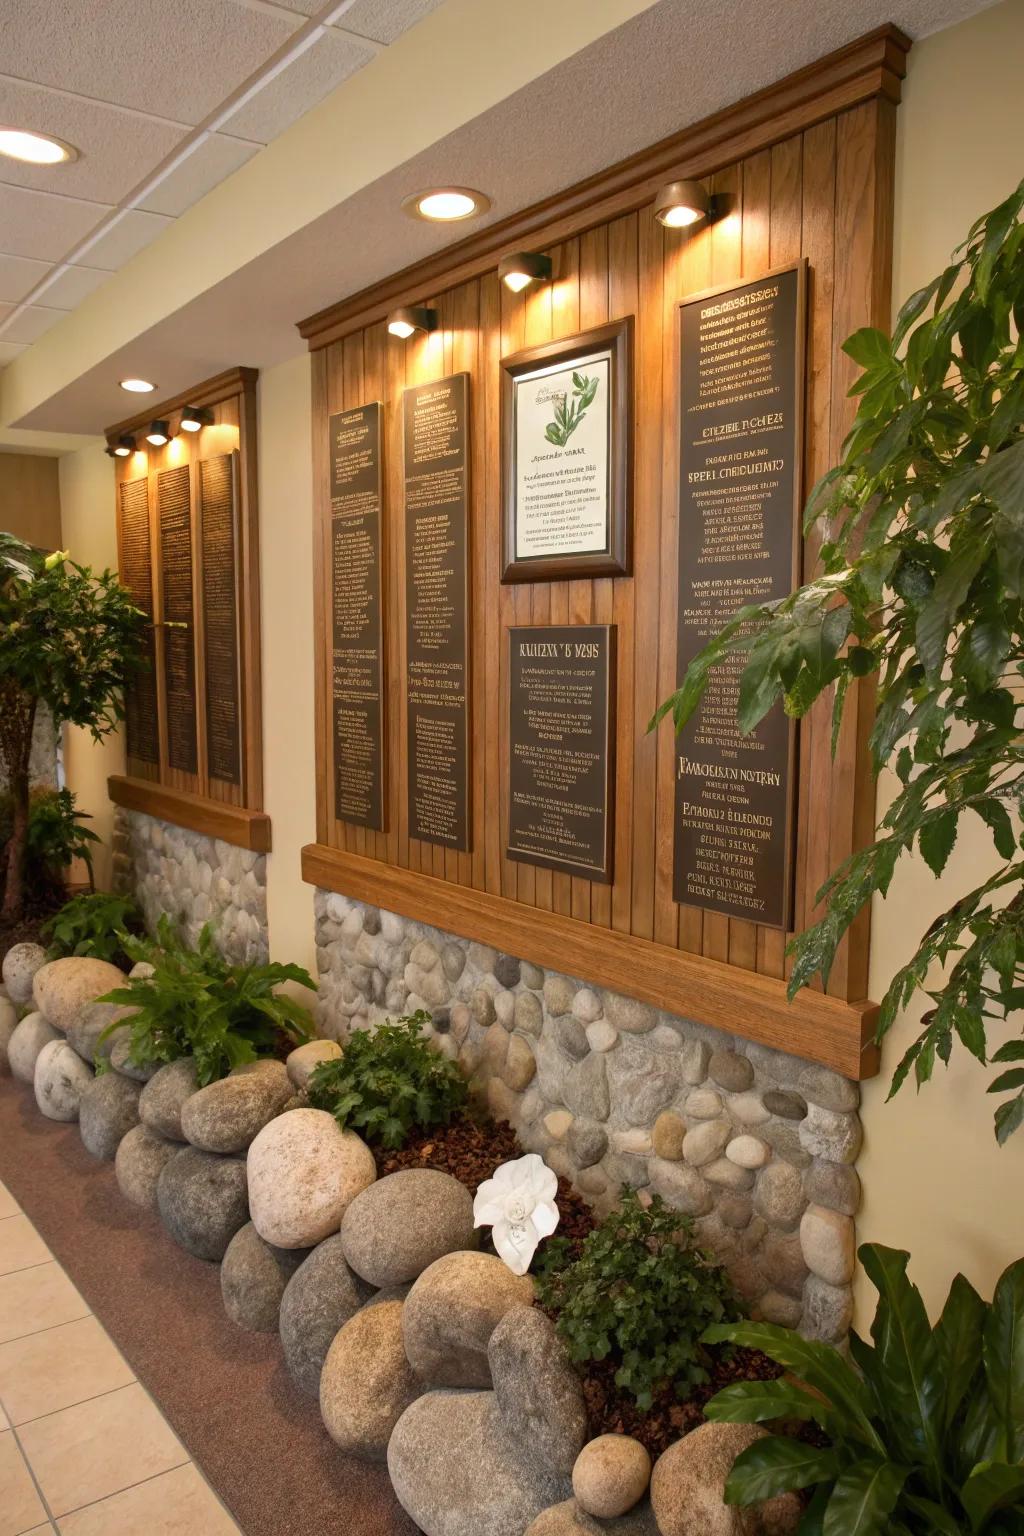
857;0;1024;1321
57;444;123;890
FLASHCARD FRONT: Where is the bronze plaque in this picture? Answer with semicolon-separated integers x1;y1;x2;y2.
200;453;241;786
158;463;198;775
507;624;615;883
672;262;806;929
403;374;471;851
330;403;385;831
118;477;159;765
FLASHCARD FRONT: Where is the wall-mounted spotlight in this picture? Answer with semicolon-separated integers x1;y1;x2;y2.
145;419;172;446
179;404;213;433
105;434;136;458
498;251;553;293
654;180;716;230
387;305;438;340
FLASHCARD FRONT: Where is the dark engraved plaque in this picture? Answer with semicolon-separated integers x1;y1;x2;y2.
507;624;616;882
673;262;805;929
330;403;385;830
403;374;471;851
118;477;159;765
158;463;198;776
200;453;241;786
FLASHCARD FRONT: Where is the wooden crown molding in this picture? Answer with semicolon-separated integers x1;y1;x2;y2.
105;366;259;443
302;844;881;1080
109;775;272;853
298;24;910;351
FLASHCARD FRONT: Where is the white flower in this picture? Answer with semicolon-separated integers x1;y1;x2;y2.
473;1152;560;1276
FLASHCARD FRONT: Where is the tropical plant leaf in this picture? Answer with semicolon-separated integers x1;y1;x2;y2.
724;1438;842;1504
984;1259;1024;1462
933;1272;988;1432
822;1458;909;1536
960;1461;1024;1532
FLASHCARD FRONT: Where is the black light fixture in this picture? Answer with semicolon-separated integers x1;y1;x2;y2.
105;434;136;458
179;404;212;433
145;419;172;446
387;305;438;340
654;179;715;230
498;251;553;293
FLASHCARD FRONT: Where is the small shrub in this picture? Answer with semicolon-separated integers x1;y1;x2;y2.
42;891;144;965
98;915;313;1084
26;788;99;886
534;1190;741;1409
307;1011;468;1149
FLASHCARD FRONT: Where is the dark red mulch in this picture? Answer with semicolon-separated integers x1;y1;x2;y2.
0;901;57;964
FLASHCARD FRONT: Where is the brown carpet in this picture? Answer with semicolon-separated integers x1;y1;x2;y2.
0;1080;419;1536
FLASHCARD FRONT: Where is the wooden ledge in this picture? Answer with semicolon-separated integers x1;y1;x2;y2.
109;776;272;852
302;844;880;1081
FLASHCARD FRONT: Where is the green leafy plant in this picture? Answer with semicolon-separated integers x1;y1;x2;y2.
42;890;144;965
26;789;99;891
98;915;313;1084
534;1190;740;1409
650;179;1024;1141
704;1242;1024;1536
307;1010;468;1149
545;371;599;446
0;539;145;923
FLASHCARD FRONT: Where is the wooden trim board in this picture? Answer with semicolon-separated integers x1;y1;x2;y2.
302;842;879;1079
109;775;272;852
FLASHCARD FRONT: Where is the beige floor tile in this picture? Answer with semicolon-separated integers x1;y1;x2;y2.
0;1429;48;1536
57;1462;241;1536
0;1316;133;1427
0;1264;90;1346
19;1529;53;1535
20;1383;187;1518
0;1217;51;1279
0;1183;18;1221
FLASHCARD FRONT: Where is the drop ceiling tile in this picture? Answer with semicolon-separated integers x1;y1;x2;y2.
339;0;444;44
222;30;374;142
1;304;65;344
0;80;187;204
0;303;13;324
0;184;107;262
0;341;28;363
138;133;261;217
2;0;300;124
38;263;112;309
0;254;53;304
80;208;175;270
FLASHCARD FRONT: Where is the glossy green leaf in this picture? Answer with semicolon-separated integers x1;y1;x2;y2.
724;1437;841;1504
984;1259;1024;1461
859;1245;944;1485
933;1272;987;1431
822;1458;908;1536
961;1461;1024;1531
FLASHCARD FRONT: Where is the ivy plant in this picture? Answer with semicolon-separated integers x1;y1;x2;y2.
42;890;144;966
651;178;1024;1141
704;1242;1024;1536
307;1011;467;1149
534;1190;740;1409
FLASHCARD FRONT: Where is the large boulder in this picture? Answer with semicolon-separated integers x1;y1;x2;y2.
403;1251;535;1388
139;1058;200;1142
340;1169;476;1287
286;1038;342;1091
32;956;126;1033
0;995;19;1075
79;1072;142;1160
388;1389;568;1536
525;1500;658;1535
278;1233;374;1396
8;1012;59;1083
320;1297;423;1461
220;1222;307;1332
67;1001;136;1065
649;1424;801;1536
489;1307;588;1477
247;1108;376;1249
3;941;47;1008
34;1039;93;1121
180;1062;292;1154
115;1124;179;1209
572;1437;651;1519
156;1145;249;1261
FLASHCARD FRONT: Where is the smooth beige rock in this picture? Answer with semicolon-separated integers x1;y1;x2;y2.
320;1299;422;1461
651;1111;686;1161
180;1062;292;1153
247;1107;376;1249
34;1039;93;1121
573;1435;651;1519
340;1169;476;1287
650;1423;800;1536
32;957;126;1033
286;1038;342;1090
7;1012;59;1084
115;1124;179;1209
402;1251;534;1388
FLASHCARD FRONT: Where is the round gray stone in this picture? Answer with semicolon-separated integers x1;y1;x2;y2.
115;1124;179;1209
139;1058;200;1142
109;1031;159;1082
489;1306;588;1476
157;1145;249;1261
553;1016;588;1061
320;1298;423;1461
798;1105;862;1164
708;1050;754;1093
648;1158;712;1215
803;1161;861;1217
604;994;657;1035
180;1061;292;1153
79;1072;142;1160
761;1090;807;1121
801;1274;854;1342
279;1234;374;1396
67;1001;136;1065
494;954;521;989
2;942;47;1008
797;1065;859;1113
7;1012;59;1084
34;1039;93;1121
566;1120;607;1169
340;1169;476;1287
618;1068;676;1126
515;991;544;1037
403;1251;535;1388
753;1162;805;1231
563;1053;609;1121
220;1222;307;1332
0;996;16;1077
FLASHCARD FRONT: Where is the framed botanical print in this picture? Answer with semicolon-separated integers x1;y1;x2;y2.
500;317;633;582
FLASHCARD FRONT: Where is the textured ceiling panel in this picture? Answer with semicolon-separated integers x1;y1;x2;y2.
0;184;106;261
1;303;64;343
220;31;375;142
0;253;53;304
0;0;299;123
81;207;175;270
138;133;261;217
0;79;186;203
37;263;112;309
340;0;445;44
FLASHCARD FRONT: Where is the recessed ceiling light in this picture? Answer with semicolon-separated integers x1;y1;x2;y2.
119;378;156;393
0;127;77;165
403;187;490;223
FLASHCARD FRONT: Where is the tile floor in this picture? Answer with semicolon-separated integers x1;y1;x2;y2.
0;1179;243;1536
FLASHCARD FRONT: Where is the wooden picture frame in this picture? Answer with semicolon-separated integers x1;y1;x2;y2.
500;317;633;582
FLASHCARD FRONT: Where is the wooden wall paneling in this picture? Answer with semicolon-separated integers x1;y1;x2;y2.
386;325;408;874
238;376;263;811
203;395;246;810
499;281;527;903
452;280;482;891
341;333;367;858
549;241;580;921
311;349;332;844
361;322;387;865
480;271;504;899
324;334;345;850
